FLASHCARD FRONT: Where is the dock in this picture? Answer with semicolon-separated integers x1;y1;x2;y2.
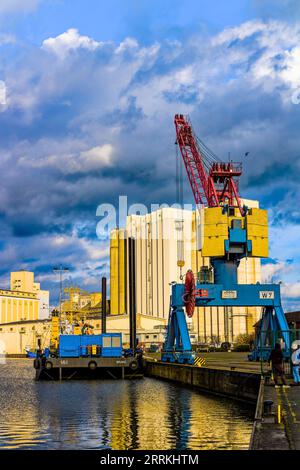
250;377;300;449
145;352;300;449
145;354;260;403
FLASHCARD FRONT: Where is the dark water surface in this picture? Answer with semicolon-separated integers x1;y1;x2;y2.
0;359;254;450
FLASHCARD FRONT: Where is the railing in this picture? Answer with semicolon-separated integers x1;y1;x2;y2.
255;329;300;376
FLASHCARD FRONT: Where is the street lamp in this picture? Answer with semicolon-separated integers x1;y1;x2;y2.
53;265;69;320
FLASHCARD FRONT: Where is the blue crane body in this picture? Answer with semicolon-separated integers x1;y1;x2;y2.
162;115;290;364
162;281;289;363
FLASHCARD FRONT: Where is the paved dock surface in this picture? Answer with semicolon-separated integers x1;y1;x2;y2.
145;351;262;374
250;378;300;449
198;352;262;373
267;383;300;449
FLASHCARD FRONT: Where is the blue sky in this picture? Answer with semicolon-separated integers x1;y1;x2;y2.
0;0;300;309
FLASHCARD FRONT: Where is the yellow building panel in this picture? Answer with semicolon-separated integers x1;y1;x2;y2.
118;230;126;315
204;223;228;237
10;271;35;293
13;300;17;322
246;208;269;258
50;316;60;348
246;208;268;226
34;301;39;320
7;300;11;323
28;301;32;320
109;229;127;315
247;224;268;237
250;237;269;258
204;207;227;224
110;230;119;315
202;236;226;257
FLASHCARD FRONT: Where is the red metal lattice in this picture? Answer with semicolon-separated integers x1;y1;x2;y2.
174;114;244;216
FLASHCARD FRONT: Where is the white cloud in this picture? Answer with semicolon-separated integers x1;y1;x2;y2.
17;141;114;174
116;37;139;54
261;261;290;282
0;80;7;110
212;20;266;45
208;20;300;102
0;33;15;45
0;0;40;13
280;46;300;88
42;28;102;59
281;282;300;299
80;145;114;169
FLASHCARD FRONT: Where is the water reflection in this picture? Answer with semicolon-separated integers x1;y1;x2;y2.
0;359;254;450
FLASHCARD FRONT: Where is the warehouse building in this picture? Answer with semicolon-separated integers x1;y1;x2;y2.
110;202;262;343
0;271;50;324
0;314;166;355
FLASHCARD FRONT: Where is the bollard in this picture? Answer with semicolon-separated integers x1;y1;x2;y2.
263;399;274;415
277;404;282;424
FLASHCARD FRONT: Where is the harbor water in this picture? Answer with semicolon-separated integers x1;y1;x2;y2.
0;359;254;450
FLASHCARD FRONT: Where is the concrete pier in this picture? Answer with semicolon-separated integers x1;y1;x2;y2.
146;353;300;450
145;360;260;403
250;378;300;450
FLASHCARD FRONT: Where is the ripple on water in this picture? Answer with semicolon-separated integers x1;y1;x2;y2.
0;359;254;450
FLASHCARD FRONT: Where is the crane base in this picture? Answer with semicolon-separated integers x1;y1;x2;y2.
161;351;195;365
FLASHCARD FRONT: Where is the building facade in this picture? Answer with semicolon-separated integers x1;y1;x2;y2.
0;271;50;324
110;202;262;343
61;287;104;321
0;314;166;355
110;229;127;315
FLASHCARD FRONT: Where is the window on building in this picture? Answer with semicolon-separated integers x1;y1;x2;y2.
145;335;149;339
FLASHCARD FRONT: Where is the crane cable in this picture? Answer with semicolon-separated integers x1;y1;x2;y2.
175;142;184;279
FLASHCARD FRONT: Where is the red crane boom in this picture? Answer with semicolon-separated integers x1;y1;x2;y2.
174;114;244;216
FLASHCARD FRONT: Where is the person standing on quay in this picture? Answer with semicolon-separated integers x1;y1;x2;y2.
269;343;289;388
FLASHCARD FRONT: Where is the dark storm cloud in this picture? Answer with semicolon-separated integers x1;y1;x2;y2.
0;21;300;301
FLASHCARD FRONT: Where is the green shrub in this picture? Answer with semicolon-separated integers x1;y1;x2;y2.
233;344;250;352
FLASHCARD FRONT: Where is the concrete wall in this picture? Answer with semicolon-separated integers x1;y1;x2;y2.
146;361;260;403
